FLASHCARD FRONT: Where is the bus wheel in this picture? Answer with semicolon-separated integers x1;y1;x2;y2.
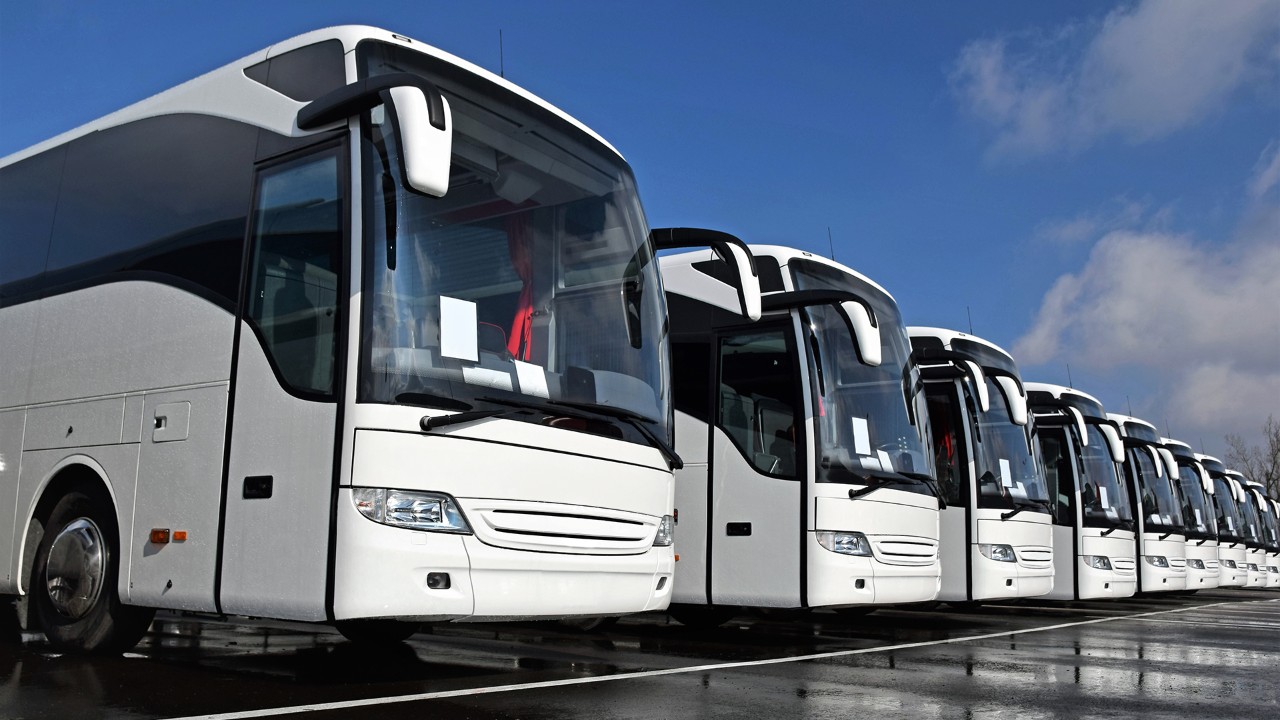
667;604;735;629
560;616;619;632
335;619;421;645
31;490;154;653
1;596;19;644
833;606;877;618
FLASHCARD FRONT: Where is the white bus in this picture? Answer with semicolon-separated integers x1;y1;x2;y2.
658;244;942;625
1108;414;1187;593
1162;439;1220;590
0;26;759;652
1197;455;1248;587
1025;383;1138;601
1231;472;1272;589
909;328;1053;604
1240;480;1280;589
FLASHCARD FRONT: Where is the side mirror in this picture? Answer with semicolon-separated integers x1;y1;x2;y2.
840;300;881;367
1067;408;1088;447
1157;448;1179;482
1146;446;1164;477
650;228;761;320
1098;422;1125;464
1198;465;1214;495
993;375;1028;426
299;73;453;197
963;361;989;412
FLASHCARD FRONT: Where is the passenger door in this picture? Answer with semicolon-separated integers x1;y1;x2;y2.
709;323;804;607
219;146;345;621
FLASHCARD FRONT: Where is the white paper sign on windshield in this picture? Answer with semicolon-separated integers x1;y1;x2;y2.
440;296;478;362
852;417;871;456
1194;508;1203;526
1100;486;1109;508
513;360;550;399
1011;481;1028;500
999;459;1013;487
876;450;894;472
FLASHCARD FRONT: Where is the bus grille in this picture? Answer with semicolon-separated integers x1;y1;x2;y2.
1015;546;1053;567
871;537;939;567
1112;557;1137;574
459;499;657;555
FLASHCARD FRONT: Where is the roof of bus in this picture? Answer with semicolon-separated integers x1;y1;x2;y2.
907;326;1018;366
659;244;896;301
1106;413;1161;438
1;25;619;168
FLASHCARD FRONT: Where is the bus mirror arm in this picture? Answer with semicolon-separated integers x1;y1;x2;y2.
299;73;453;197
649;228;761;320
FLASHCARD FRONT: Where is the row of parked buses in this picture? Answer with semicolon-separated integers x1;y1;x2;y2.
2;26;1277;652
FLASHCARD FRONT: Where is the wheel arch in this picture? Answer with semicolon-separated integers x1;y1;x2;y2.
18;456;120;595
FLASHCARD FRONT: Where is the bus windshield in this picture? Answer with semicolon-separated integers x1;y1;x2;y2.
357;42;670;445
1238;490;1265;545
1176;464;1216;538
792;260;933;486
1079;423;1134;529
1129;447;1184;533
973;377;1049;511
1212;477;1243;541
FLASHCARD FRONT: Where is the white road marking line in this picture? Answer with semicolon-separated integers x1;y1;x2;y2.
163;600;1259;720
1131;617;1280;630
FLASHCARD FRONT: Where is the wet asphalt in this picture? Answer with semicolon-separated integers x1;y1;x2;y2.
1;588;1277;719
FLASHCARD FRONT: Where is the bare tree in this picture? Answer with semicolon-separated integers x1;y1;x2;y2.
1226;415;1280;497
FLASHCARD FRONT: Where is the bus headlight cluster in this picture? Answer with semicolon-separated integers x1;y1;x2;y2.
817;531;872;556
1083;555;1112;570
352;488;472;533
653;515;675;547
1186;559;1205;569
1247;563;1259;571
1221;559;1237;569
1144;555;1169;568
979;544;1016;563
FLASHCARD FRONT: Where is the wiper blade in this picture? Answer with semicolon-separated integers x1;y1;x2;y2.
1001;498;1052;520
548;399;684;471
846;469;919;501
420;409;508;431
901;471;947;509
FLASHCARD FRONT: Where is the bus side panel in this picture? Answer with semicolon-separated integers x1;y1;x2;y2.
672;410;710;605
219;325;335;621
128;384;230;612
937;505;969;602
0;411;25;594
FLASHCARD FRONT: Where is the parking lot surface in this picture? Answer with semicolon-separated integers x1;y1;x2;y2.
2;589;1277;719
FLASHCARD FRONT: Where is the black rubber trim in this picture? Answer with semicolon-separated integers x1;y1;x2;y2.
322;139;353;625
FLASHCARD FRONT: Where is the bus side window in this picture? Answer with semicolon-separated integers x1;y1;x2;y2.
717;328;798;478
246;150;343;396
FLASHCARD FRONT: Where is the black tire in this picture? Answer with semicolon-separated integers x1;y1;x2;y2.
334;619;421;645
833;606;877;618
559;616;620;632
30;490;155;654
1;596;19;644
667;604;735;629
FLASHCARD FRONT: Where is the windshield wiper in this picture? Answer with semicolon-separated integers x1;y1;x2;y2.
845;468;927;501
420;409;509;431
548;399;684;471
1100;519;1136;536
901;471;948;510
476;396;684;471
1001;498;1052;521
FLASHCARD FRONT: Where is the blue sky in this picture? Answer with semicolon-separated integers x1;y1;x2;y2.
2;1;1277;460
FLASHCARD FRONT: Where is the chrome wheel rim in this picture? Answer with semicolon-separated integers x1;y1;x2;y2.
45;518;106;619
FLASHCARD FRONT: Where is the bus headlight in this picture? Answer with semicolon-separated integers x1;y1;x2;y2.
653;515;675;546
1082;555;1112;570
1186;559;1205;569
352;488;472;533
1247;563;1259;571
817;531;872;556
1144;555;1169;568
979;544;1016;563
1221;559;1237;569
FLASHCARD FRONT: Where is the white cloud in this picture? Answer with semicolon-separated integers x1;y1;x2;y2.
1250;139;1280;197
1014;145;1280;456
951;0;1280;158
1031;196;1153;246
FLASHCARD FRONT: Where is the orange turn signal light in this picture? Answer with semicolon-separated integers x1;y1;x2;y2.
674;553;680;562
173;530;188;542
150;528;170;544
